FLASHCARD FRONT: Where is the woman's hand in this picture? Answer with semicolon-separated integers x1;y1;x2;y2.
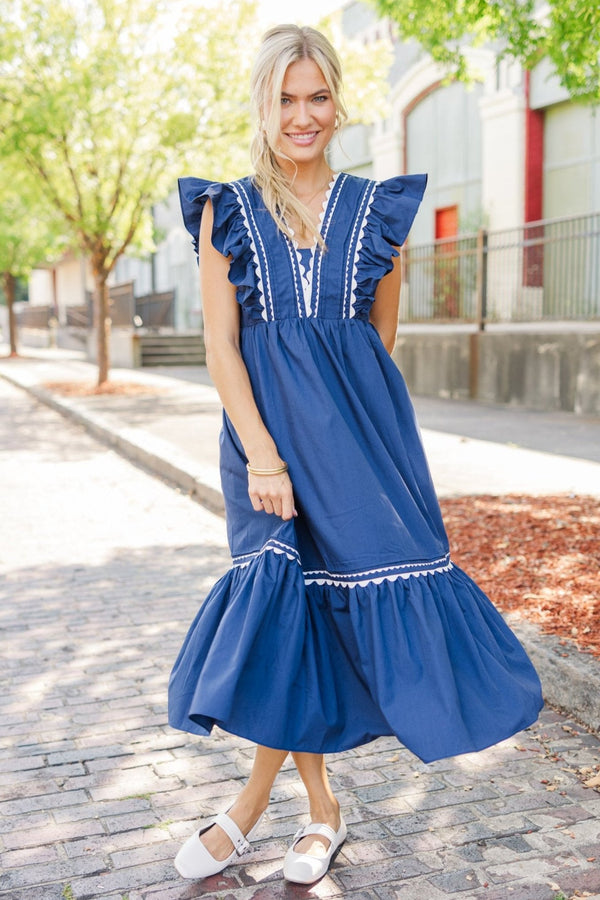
248;471;297;521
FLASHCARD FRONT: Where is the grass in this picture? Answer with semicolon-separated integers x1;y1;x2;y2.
143;818;173;831
62;886;75;900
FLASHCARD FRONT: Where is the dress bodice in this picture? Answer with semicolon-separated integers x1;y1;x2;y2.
178;171;427;328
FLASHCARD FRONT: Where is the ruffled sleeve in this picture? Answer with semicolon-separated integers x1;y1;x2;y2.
371;174;427;248
178;177;237;260
178;176;263;317
353;174;427;314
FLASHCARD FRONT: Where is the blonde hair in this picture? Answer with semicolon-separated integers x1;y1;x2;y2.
250;25;347;246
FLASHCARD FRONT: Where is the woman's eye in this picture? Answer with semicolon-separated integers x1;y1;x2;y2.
313;95;328;103
281;97;291;105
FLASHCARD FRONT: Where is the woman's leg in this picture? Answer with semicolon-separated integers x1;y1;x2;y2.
291;752;341;855
201;745;288;860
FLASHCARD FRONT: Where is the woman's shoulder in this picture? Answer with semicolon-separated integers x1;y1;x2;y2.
335;172;427;237
178;175;266;209
178;175;256;258
177;174;249;198
337;170;426;196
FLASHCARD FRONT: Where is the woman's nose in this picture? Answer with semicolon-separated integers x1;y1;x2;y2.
292;101;311;125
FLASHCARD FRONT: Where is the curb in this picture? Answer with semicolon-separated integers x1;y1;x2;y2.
1;369;225;517
507;616;600;736
2;367;600;736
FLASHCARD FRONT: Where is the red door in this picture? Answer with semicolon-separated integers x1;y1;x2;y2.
436;205;458;240
434;206;459;317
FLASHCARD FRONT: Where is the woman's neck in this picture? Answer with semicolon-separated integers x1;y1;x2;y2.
280;158;333;201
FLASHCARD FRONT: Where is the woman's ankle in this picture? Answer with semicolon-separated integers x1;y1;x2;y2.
308;796;340;828
229;788;269;832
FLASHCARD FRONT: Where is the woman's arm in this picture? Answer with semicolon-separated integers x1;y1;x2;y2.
369;249;401;354
200;199;296;520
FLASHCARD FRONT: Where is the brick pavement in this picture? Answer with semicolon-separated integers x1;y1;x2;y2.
1;378;599;900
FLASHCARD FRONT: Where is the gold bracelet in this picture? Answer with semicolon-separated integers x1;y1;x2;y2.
246;462;288;476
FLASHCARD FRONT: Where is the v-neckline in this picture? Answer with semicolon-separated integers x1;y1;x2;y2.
284;172;342;318
288;172;339;251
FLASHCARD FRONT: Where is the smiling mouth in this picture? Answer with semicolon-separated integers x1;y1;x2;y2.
286;132;319;143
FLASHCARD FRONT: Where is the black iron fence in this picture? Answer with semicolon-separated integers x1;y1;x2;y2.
19;284;175;331
15;305;54;328
83;281;135;327
135;291;175;328
401;211;600;326
71;283;175;329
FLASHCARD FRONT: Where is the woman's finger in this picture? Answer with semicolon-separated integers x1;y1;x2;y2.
248;473;296;519
281;494;297;521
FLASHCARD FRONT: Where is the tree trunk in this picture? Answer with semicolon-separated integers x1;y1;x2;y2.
92;267;111;386
3;272;18;356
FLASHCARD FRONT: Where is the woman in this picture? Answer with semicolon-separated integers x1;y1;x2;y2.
169;24;543;885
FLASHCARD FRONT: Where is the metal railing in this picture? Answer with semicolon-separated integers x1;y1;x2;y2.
84;281;135;327
135;290;175;328
16;283;173;332
401;211;600;326
71;284;175;329
66;304;91;327
15;305;54;328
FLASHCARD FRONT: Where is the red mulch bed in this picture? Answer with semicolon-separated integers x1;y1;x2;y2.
43;380;167;397
440;494;600;658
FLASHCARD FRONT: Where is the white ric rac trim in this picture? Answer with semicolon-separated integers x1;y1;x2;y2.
295;246;313;318
231;181;273;322
232;542;452;588
342;180;377;318
312;173;343;317
304;562;453;588
282;239;306;317
233;538;301;568
349;182;377;318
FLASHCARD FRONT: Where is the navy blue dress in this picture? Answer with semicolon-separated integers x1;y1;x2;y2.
169;172;543;763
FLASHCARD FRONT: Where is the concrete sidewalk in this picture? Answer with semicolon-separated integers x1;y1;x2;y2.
1;346;600;734
2;375;600;900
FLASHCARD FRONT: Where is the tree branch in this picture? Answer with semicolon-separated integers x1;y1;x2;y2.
58;131;85;224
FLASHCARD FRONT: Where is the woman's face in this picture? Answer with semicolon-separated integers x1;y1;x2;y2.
276;57;337;166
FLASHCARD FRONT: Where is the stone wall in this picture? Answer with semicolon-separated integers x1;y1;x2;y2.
392;328;600;415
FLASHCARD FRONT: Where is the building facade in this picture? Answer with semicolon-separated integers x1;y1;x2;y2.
26;1;600;333
332;2;600;237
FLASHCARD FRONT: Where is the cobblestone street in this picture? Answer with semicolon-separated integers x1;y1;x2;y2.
1;376;599;900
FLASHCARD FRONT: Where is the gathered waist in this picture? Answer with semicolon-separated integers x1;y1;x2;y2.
240;312;370;330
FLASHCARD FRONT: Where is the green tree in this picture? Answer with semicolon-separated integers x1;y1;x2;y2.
0;0;393;382
369;0;600;102
0;161;64;356
0;0;262;384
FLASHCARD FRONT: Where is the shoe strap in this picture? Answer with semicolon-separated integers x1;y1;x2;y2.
295;822;338;845
215;812;251;856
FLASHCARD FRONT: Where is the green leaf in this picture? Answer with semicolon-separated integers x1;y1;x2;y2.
368;0;600;102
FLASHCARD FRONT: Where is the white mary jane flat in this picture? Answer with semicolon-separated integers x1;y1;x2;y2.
174;811;262;879
283;817;347;884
